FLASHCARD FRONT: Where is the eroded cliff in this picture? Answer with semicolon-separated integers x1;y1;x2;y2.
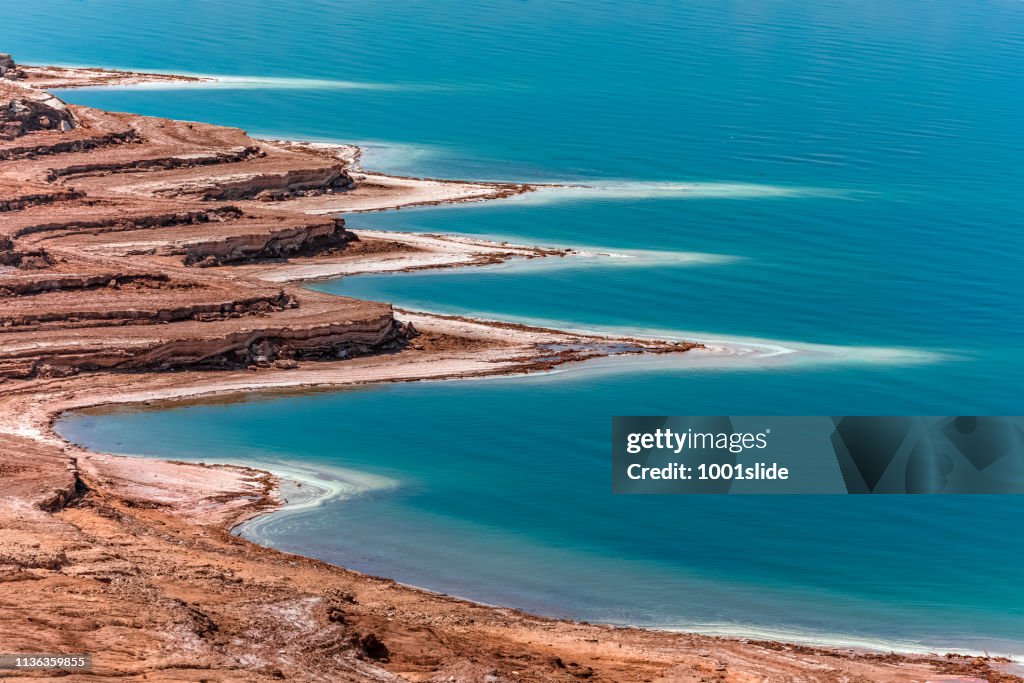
0;78;409;379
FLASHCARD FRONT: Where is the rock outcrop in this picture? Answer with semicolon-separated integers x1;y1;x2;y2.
0;80;76;140
0;61;404;379
0;53;24;80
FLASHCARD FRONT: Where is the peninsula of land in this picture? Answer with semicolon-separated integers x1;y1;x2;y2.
0;54;1016;682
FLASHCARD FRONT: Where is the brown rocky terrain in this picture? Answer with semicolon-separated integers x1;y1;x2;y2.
0;55;1018;682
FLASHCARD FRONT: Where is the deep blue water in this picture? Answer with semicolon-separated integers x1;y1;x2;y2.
16;0;1023;655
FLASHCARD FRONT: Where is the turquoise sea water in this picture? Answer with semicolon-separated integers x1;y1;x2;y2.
14;0;1022;655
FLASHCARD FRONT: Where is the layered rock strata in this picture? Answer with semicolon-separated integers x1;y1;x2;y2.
0;81;406;380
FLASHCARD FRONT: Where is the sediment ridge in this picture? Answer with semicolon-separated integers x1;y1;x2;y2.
0;55;1016;682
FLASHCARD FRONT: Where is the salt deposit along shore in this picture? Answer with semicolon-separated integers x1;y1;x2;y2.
0;55;1017;682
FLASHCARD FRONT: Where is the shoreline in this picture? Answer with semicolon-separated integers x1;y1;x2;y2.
266;470;1024;662
34;376;1021;681
240;457;1023;664
66;408;1024;665
55;385;1024;666
1;59;1018;681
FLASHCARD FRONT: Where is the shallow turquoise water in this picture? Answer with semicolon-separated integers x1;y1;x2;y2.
19;0;1024;654
60;376;1024;655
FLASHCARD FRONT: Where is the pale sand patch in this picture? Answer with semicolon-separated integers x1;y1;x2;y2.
235;229;573;281
20;64;211;89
